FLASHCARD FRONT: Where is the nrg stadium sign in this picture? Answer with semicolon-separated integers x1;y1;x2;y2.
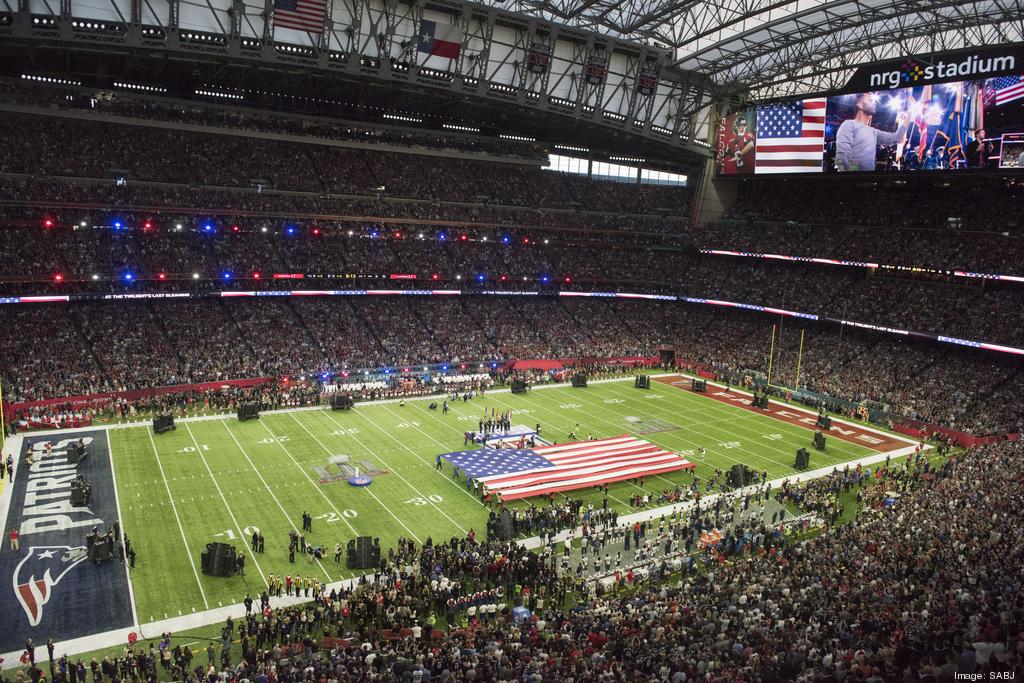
844;44;1024;92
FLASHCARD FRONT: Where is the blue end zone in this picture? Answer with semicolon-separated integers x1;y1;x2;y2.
0;431;134;652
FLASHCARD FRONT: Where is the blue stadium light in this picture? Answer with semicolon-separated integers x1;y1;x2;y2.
441;365;448;371
477;274;486;282
438;232;447;241
321;372;329;380
371;230;379;238
222;272;232;280
501;235;510;244
286;226;296;236
123;272;134;281
113;221;123;230
541;275;550;283
203;223;214;233
491;362;498;369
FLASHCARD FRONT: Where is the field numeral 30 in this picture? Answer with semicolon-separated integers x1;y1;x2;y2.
405;495;443;506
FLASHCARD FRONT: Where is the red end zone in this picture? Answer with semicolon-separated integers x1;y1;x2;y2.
653;375;913;453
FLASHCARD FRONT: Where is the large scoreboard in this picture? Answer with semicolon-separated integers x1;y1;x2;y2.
717;45;1024;175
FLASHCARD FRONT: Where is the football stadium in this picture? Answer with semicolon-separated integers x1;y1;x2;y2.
0;0;1022;679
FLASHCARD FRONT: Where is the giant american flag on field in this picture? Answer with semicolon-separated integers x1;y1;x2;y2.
273;0;327;33
754;98;827;174
439;435;695;500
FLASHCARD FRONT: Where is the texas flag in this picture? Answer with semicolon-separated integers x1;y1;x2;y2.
417;20;462;60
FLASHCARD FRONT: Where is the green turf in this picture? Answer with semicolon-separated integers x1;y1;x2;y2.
108;376;879;622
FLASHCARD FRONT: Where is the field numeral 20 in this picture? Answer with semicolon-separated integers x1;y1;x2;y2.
331;428;360;436
395;422;420;429
177;444;209;453
405;495;443;506
215;526;260;540
318;510;358;522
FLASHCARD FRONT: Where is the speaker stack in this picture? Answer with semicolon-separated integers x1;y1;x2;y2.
816;414;831;430
510;379;528;394
813;432;826;451
571;373;588;388
153;414;176;434
752;394;769;409
67;441;88;464
794;448;810;470
727;463;753;489
330;395;354;411
201;542;237;577
691;379;707;392
237;403;260;422
345;537;381;569
634;375;650;389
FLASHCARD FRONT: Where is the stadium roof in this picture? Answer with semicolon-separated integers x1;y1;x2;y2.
482;0;1024;100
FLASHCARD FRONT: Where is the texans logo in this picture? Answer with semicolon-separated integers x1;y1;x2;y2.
13;546;88;626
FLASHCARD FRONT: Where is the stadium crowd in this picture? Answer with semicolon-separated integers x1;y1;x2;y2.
13;441;1022;682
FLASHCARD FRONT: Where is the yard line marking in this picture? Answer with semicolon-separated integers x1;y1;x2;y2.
219;421;333;583
280;414;423;543
245;419;362;537
318;408;469;533
106;430;141;629
144;427;209;610
183;422;268;583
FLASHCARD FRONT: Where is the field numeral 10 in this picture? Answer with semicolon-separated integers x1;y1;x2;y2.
215;526;260;541
177;444;210;453
405;495;443;506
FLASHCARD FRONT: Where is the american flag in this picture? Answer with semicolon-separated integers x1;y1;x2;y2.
440;435;694;501
273;0;326;33
992;76;1024;106
754;98;827;174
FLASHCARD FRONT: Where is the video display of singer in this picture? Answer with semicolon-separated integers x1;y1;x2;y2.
823;76;1023;172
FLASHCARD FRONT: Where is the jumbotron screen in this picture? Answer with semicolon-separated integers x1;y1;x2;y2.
716;75;1024;175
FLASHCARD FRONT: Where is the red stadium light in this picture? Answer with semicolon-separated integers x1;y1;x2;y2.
500;275;508;282
523;238;530;244
43;218;54;228
231;225;240;233
394;231;401;239
460;234;468;241
403;367;410;373
312;227;321;236
53;273;63;282
342;372;349;378
460;363;466;369
253;272;261;279
565;277;571;283
143;221;153;230
158;272;167;280
431;273;440;281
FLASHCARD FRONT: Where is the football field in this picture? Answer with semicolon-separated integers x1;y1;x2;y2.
108;375;897;623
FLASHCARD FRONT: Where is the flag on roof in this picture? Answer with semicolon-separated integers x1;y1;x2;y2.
439;435;694;501
273;0;327;33
417;20;462;60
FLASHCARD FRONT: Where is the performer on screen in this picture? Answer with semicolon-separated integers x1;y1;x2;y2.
966;129;993;168
835;92;909;172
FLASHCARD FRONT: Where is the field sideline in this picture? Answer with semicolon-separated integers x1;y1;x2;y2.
108;374;890;623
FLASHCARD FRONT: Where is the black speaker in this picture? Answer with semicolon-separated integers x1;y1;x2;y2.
237;403;260;421
330;395;354;411
511;380;528;394
153;414;176;434
346;537;380;569
795;448;809;470
202;542;236;576
634;375;650;389
70;478;92;506
727;463;752;488
571;373;587;388
813;432;826;451
752;395;769;409
67;441;87;464
816;414;831;430
691;379;707;392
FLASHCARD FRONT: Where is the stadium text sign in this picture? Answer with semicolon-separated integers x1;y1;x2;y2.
846;45;1023;91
